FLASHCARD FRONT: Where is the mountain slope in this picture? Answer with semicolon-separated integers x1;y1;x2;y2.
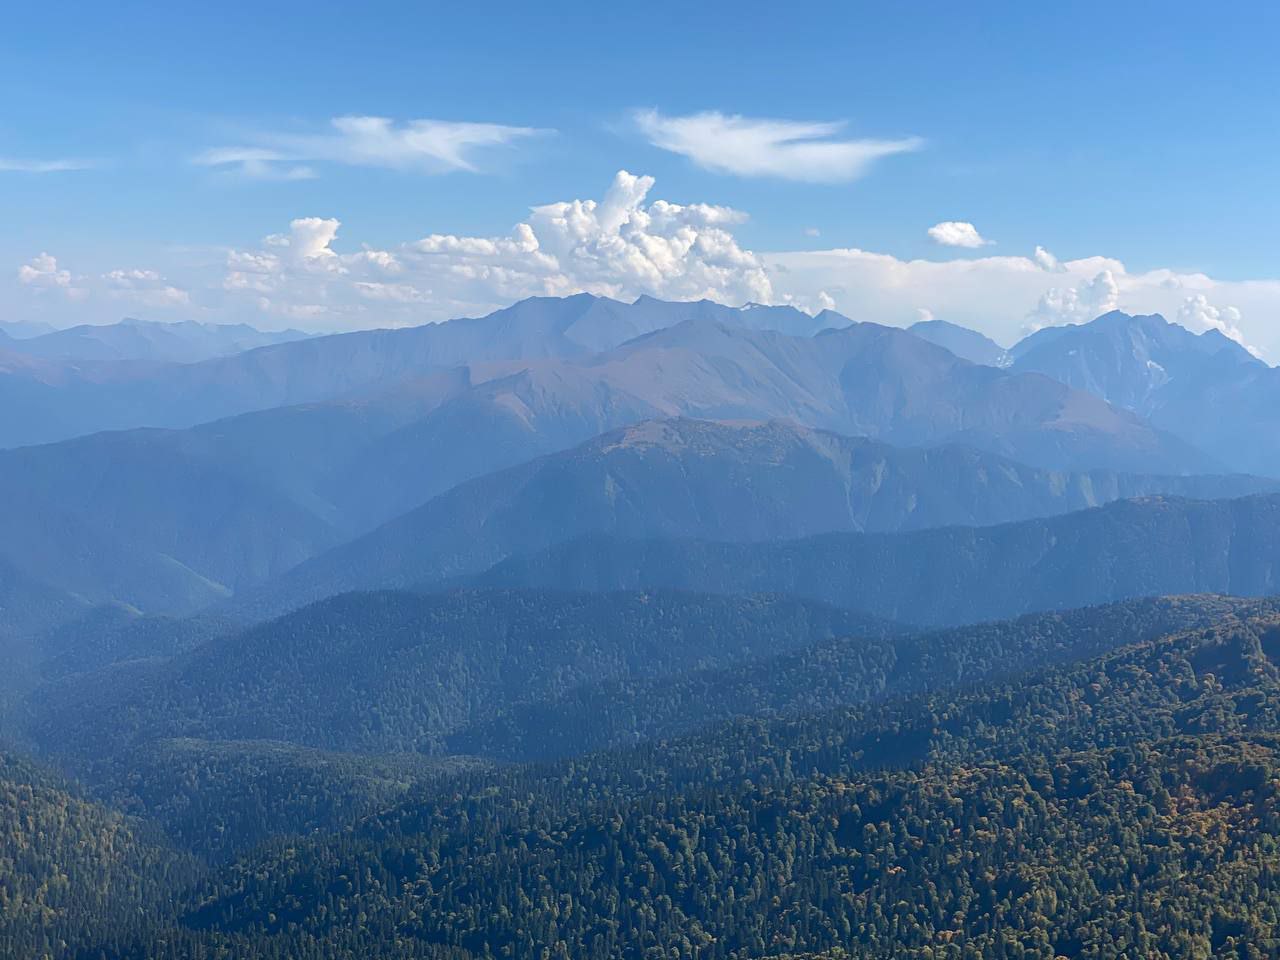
0;560;88;709
475;492;1280;626
582;317;1213;471
451;595;1269;762
0;429;344;614
908;317;1009;365
236;419;1267;620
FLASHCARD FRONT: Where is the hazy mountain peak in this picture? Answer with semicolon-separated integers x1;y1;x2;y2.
908;318;1010;366
0;318;57;340
1010;308;1262;413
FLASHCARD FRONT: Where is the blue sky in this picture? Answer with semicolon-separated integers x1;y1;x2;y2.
5;1;1280;352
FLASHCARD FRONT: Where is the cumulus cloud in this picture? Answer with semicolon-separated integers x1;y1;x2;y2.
1177;294;1256;354
18;253;73;288
17;171;1280;360
1033;245;1060;271
635;109;921;183
220;170;775;326
197;116;545;179
1026;269;1120;330
200;175;1280;357
927;221;991;248
0;157;95;173
15;254;191;313
17;253;89;302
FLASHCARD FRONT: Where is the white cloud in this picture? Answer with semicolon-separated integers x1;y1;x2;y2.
804;227;821;238
1026;268;1119;330
1177;294;1256;354
102;268;190;307
0;157;95;173
219;170;775;327
1033;245;1060;271
927;221;991;248
17;253;88;302
17;170;1280;361
635;109;921;183
763;244;1280;358
197;116;545;179
199;175;1280;357
18;253;72;288
15;255;190;312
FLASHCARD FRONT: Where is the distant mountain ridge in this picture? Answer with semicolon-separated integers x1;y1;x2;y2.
0;318;57;340
473;492;1280;626
4;317;311;366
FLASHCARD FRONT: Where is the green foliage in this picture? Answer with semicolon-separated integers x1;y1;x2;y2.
0;751;197;960
19;593;1280;959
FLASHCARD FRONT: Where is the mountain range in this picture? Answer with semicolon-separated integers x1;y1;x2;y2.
227;418;1273;621
0;295;847;448
9;292;1280;959
0;298;1214;482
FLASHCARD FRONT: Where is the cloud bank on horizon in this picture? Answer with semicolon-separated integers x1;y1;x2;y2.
10;169;1272;358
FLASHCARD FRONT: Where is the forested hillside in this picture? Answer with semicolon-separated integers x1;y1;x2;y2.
475;493;1280;624
0;751;196;960
56;601;1280;959
30;590;892;760
450;595;1277;761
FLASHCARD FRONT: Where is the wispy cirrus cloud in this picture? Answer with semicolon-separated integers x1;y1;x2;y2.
196;115;548;179
635;109;922;183
0;156;96;173
193;147;316;181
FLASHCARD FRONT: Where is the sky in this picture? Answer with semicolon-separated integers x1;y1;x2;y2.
5;1;1280;355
